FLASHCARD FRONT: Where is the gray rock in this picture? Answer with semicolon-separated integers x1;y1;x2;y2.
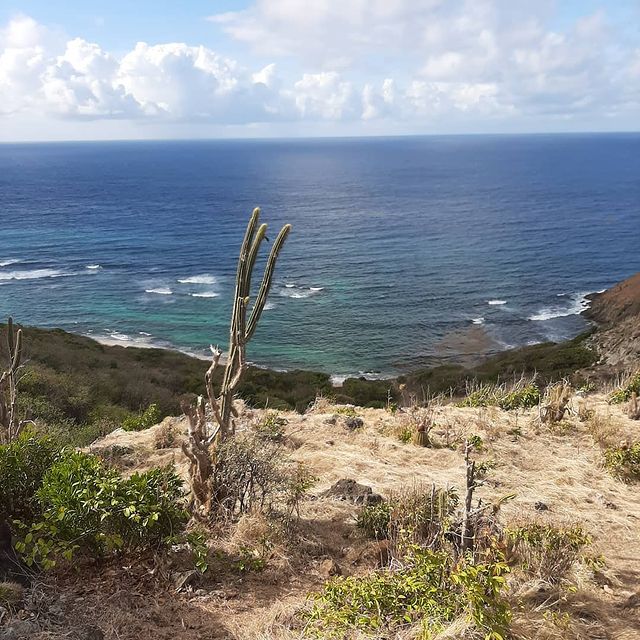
323;479;383;505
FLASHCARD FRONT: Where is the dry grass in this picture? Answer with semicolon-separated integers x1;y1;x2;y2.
8;393;640;640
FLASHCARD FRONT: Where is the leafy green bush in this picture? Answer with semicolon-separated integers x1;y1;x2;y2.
609;372;640;404
459;382;540;411
498;384;540;410
254;411;288;441
0;433;58;521
122;403;162;431
15;451;186;567
505;523;591;581
305;546;511;639
603;442;640;482
356;501;391;538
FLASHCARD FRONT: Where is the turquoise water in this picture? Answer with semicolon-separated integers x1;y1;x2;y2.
1;134;639;377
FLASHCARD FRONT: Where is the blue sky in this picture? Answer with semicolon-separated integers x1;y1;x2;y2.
1;1;639;140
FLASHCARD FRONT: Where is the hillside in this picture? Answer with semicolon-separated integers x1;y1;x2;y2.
584;272;640;373
6;394;639;640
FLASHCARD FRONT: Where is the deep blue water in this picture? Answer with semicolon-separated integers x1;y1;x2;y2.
1;134;639;378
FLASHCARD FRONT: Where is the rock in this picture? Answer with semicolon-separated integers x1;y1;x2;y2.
344;417;364;431
323;479;384;505
173;569;199;592
534;501;549;511
319;558;342;578
325;415;338;425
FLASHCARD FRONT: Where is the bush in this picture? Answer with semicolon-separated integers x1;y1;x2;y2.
356;501;391;539
305;546;511;639
609;372;640;404
122;403;162;431
498;384;540;410
505;523;591;582
0;433;58;521
603;442;640;482
15;451;187;567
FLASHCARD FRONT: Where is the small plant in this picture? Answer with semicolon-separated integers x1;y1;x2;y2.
603;441;640;482
235;545;266;572
356;501;391;539
304;546;511;639
334;405;358;418
0;581;24;608
154;421;178;449
505;523;591;581
255;411;288;441
122;403;162;432
498;384;540;411
397;426;413;444
285;462;318;520
609;372;640;404
186;529;210;574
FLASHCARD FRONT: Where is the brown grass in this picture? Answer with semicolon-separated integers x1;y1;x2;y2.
8;393;640;640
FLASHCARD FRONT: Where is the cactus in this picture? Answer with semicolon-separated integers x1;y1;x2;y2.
182;208;291;514
0;317;24;444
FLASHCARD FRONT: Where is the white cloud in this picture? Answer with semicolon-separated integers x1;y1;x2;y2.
0;3;639;137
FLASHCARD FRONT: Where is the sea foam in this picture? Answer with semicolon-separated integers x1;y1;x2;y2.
528;292;591;321
178;274;217;285
190;291;219;298
0;268;65;281
145;287;173;295
487;300;507;305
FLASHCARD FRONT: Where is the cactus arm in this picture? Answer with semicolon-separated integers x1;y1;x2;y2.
245;224;291;341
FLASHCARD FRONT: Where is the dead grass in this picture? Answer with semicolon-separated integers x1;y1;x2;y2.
8;393;640;640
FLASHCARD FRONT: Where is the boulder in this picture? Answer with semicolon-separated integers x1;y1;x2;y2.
323;479;383;505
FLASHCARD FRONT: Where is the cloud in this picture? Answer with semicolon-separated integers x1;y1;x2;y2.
1;4;639;136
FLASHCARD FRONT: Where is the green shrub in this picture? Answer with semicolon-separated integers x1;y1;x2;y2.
356;502;391;538
15;451;186;567
609;372;640;404
459;382;540;411
505;523;591;581
603;442;640;482
305;546;511;639
254;411;288;441
498;384;540;410
0;433;58;521
122;403;162;431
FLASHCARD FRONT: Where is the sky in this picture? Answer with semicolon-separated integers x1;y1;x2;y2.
0;0;639;141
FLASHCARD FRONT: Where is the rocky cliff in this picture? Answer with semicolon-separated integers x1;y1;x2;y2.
584;272;640;371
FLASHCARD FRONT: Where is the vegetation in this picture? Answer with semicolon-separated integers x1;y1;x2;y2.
305;547;511;639
603;441;640;482
459;380;540;411
608;371;640;404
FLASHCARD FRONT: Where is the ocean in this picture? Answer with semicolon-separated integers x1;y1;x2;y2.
1;134;639;379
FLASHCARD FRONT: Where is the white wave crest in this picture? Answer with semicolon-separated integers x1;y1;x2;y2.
309;287;324;291
487;300;507;305
285;283;295;288
472;317;485;325
264;302;276;310
190;291;219;298
280;286;323;299
0;268;65;281
86;264;102;270
110;333;130;341
528;292;590;321
178;274;217;285
0;259;20;267
145;287;173;295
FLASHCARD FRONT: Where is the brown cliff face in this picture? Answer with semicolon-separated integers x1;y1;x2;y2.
584;272;640;327
583;272;640;371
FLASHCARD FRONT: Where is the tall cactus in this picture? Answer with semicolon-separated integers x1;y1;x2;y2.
0;317;24;444
182;208;291;513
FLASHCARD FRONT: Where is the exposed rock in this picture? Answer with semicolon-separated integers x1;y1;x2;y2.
319;558;342;577
323;479;383;505
534;501;549;511
583;272;640;371
344;417;364;431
